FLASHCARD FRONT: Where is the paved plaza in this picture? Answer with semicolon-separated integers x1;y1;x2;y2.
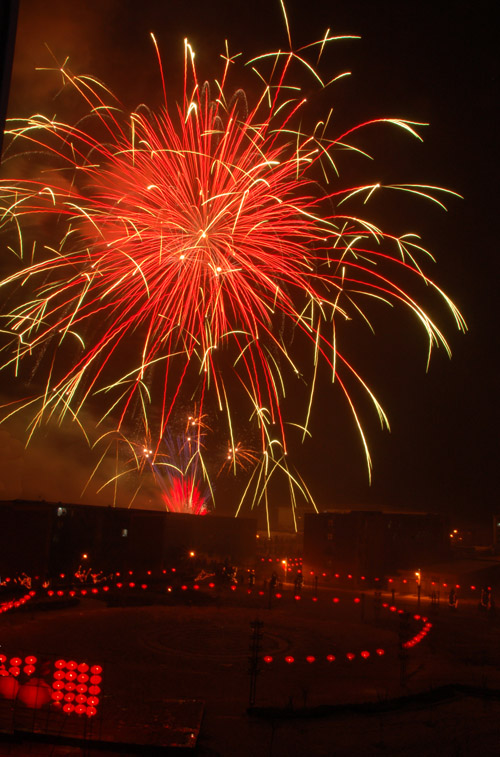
1;585;500;755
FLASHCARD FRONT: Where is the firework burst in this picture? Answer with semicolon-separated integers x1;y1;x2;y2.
0;13;465;515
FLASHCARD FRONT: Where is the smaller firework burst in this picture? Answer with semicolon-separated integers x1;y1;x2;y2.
150;429;210;515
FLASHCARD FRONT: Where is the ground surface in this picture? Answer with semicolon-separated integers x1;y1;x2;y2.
0;584;499;755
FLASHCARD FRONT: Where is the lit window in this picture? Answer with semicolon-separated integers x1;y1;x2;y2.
57;507;67;517
121;529;128;537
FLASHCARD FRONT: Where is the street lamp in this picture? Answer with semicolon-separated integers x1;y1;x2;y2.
415;569;421;608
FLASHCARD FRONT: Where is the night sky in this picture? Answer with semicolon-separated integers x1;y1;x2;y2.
0;0;496;526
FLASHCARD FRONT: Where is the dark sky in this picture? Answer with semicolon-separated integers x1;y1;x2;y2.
0;0;497;526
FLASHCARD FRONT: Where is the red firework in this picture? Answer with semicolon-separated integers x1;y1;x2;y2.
0;29;465;483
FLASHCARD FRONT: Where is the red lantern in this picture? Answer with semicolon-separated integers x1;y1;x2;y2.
0;675;19;699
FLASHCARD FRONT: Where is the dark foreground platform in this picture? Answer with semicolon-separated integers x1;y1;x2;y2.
0;696;204;753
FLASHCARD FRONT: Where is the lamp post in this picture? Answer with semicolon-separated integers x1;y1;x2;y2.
415;569;421;609
281;559;287;585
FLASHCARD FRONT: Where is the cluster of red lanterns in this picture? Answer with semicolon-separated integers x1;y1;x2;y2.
0;654;103;716
51;659;102;716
